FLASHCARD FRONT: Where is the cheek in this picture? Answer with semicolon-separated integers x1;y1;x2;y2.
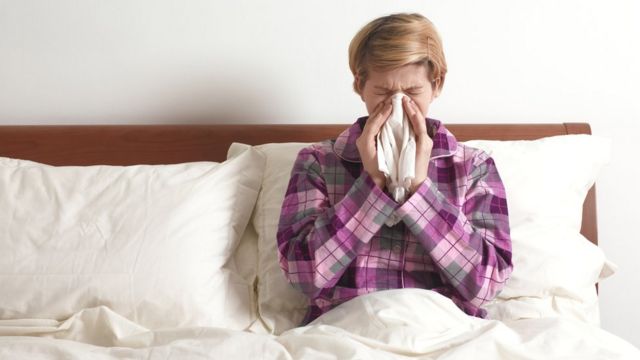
406;95;431;116
416;100;430;115
363;95;386;115
365;101;376;115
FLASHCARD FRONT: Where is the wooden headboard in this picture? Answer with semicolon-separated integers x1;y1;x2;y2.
0;122;597;246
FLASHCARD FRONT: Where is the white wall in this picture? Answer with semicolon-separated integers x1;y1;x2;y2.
1;0;639;347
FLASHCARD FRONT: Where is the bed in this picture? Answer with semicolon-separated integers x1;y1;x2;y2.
0;122;637;359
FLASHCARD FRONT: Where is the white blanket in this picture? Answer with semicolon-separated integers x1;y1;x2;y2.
0;289;637;359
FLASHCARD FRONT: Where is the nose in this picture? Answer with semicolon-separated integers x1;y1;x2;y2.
382;92;406;107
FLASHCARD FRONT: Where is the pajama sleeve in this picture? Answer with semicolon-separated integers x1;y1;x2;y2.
395;150;513;316
276;147;398;300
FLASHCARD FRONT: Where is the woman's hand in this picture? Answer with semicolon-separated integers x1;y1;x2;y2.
402;96;433;194
355;100;393;189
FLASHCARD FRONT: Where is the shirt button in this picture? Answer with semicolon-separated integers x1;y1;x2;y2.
387;213;400;225
393;244;402;252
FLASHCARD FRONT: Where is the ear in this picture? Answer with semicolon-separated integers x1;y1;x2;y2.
354;75;366;101
430;79;441;102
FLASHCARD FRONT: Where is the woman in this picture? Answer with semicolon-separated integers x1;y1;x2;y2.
277;13;512;325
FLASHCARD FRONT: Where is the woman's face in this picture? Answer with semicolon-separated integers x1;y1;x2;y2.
359;63;439;117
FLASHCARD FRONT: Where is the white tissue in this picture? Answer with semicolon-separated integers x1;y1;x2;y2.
376;93;416;224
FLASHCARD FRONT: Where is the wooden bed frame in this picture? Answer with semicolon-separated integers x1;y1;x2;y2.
0;122;598;246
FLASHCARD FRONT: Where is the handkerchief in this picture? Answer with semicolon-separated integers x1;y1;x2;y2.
376;93;416;225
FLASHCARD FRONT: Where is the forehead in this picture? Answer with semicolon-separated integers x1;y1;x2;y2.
367;63;429;87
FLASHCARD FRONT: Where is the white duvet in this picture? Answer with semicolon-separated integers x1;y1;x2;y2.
0;289;637;359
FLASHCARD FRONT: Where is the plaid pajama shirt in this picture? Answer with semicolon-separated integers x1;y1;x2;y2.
277;116;513;324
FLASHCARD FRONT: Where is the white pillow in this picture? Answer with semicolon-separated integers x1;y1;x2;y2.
230;203;264;333
466;135;614;325
228;143;310;334
0;147;265;330
229;134;613;333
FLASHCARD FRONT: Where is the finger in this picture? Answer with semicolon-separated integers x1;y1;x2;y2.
363;102;392;139
371;100;392;126
362;101;383;133
367;99;388;125
358;101;386;150
370;100;384;116
367;102;392;138
402;96;421;121
402;97;427;135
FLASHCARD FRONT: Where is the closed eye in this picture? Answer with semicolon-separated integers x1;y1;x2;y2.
373;86;424;96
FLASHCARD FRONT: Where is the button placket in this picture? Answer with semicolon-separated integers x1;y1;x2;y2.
397;231;407;288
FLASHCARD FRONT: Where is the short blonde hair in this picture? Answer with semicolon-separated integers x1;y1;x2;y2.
348;13;447;95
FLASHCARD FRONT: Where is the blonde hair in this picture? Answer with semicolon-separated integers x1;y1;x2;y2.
348;13;447;95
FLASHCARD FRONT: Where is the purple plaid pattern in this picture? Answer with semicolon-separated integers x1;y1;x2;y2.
277;117;512;324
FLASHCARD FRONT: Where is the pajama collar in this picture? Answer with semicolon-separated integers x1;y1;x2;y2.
333;116;459;163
